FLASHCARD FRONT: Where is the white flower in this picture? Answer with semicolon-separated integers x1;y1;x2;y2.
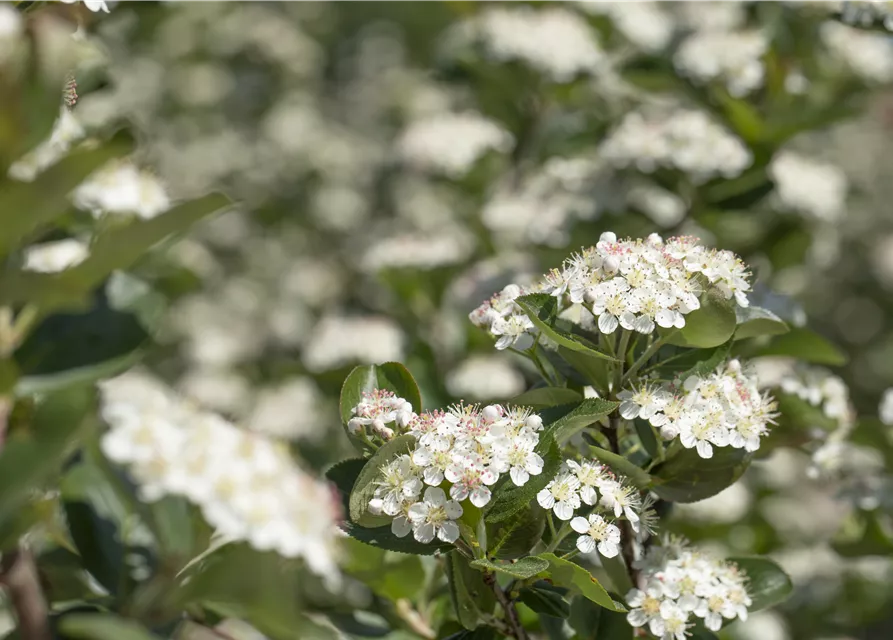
571;514;621;557
626;581;667;631
490;314;535;350
769;151;847;223
601;109;751;182
491;433;544;486
536;470;581;520
373;455;423;516
407;487;463;543
98;371;341;584
398;112;512;177
23;238;89;273
674;31;767;97
61;0;110;12
72;161;170;220
468;7;604;81
445;456;498;507
881;388;893;426
652;601;690;640
349;389;416;441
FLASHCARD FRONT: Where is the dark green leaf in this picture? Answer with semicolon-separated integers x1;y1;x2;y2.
667;289;737;349
58;614;162;640
651;445;751;503
754;328;848;366
510;387;583;409
342;537;426;601
734;306;789;341
536;553;625;613
515;294;618;362
487;505;546;559
674;343;732;383
447;551;496;630
518;586;570;618
15;289;148;384
0;133;133;256
588;447;652;489
541;398;619;444
0;386;95;530
833;511;893;558
728;557;793;611
484;436;561;523
349;434;416;527
557;346;611;390
470;556;549;579
443;627;499;640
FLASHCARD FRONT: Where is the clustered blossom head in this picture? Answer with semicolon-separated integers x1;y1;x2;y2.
768;151;847;223
470;232;753;350
98;371;341;583
627;538;752;638
367;400;545;544
600;108;752;182
769;364;855;479
348;389;416;441
536;458;645;559
673;30;768;97
620;359;778;458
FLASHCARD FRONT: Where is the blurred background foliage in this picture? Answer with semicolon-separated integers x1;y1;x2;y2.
5;1;893;639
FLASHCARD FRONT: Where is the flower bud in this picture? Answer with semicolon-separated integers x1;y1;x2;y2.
482;405;502;422
599;231;617;244
603;256;620;273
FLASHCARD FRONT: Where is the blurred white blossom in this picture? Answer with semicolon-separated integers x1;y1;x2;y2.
446;355;525;401
674;30;768;97
881;388;893;425
769;152;848;223
303;316;404;373
248;378;326;441
23;238;89;273
73;161;171;219
821;21;893;82
398;112;512;177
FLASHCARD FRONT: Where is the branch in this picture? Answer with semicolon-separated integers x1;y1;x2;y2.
483;571;528;640
0;549;52;640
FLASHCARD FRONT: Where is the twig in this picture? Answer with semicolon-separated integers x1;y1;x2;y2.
483;572;528;640
620;332;677;387
0;549;53;640
395;599;435;640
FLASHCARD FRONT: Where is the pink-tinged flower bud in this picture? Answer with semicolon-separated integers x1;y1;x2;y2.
348;418;364;434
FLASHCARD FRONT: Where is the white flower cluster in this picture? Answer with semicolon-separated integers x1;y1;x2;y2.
361;401;545;544
397;112;513;177
674;30;768;97
470;232;753;350
348;389;417;441
8;109;85;182
770;364;855;479
620;359;778;458
98;371;340;581
23;238;89;273
627;539;752;638
536;458;644;559
469;7;605;81
579;2;673;53
820;21;893;83
768;151;848;223
302;315;404;373
73;160;171;220
600;109;752;182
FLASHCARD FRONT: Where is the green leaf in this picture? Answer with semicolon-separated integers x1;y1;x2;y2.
833;511;893;557
0;386;95;530
447;551;496;630
515;294;618;362
754;328;848;366
674;343;732;383
58;614;163;640
0;133;133;256
667;289;737;349
734;306;789;341
728;557;793;611
325;458;450;555
443;627;499;640
0;193;231;311
568;595;632;640
651;445;751;503
519;585;570;618
536;553;625;613
15;290;148;383
61;460;137;596
348;434;416;527
588;447;652;489
510;387;583;409
487;505;546;560
541;398;619;444
470;556;549;579
342;537;426;602
712;87;765;144
484;436;561;523
557;345;611;390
